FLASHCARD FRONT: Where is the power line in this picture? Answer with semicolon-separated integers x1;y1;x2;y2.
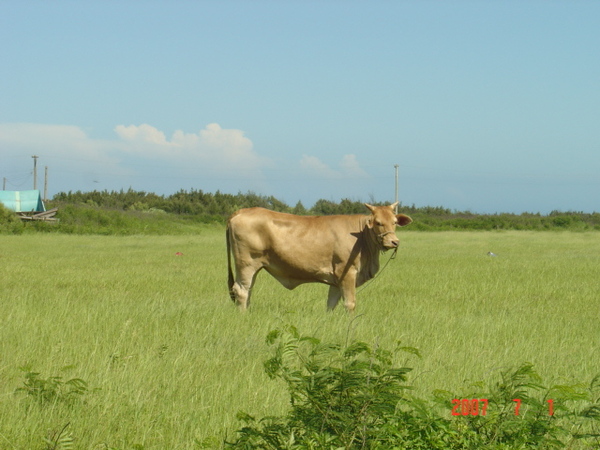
3;174;32;188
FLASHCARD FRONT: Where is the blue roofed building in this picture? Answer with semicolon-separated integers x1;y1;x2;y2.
0;190;46;212
0;190;57;221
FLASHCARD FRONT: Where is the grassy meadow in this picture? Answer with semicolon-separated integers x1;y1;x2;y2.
0;228;599;448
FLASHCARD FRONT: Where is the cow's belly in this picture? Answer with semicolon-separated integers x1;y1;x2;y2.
264;262;335;290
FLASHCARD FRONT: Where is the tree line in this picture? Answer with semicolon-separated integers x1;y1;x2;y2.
46;188;600;231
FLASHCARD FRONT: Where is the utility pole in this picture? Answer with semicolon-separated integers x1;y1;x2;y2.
394;164;399;213
44;166;49;201
2;177;6;190
32;155;39;190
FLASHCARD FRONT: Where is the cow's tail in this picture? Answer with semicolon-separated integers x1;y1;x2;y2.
226;222;235;302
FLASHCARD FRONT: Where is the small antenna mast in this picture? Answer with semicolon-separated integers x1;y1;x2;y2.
394;164;399;213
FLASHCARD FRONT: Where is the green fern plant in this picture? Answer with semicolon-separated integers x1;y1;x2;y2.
16;365;89;406
43;423;74;450
568;373;600;446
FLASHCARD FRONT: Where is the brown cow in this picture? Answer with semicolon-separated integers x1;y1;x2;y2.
226;202;412;311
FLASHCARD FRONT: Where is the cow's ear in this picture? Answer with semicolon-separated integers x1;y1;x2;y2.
396;214;412;227
364;203;375;213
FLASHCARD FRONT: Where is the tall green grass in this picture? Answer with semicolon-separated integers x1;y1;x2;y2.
0;230;598;448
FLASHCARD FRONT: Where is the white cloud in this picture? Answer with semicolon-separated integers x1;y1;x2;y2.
0;123;133;192
0;122;272;194
300;153;369;179
0;123;123;168
114;122;268;173
115;123;170;146
1;123;87;148
300;154;342;179
0;122;269;173
340;154;369;177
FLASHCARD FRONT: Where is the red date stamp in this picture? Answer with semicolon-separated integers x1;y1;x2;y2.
451;398;488;416
452;399;554;416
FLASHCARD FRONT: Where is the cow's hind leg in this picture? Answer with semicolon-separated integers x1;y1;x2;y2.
231;266;260;310
327;286;342;311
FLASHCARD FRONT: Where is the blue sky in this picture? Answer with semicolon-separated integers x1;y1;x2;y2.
1;1;599;214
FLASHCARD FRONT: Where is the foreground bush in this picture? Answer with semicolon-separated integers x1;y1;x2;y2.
223;326;600;449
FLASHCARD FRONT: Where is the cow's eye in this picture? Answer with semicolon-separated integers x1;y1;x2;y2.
375;220;383;226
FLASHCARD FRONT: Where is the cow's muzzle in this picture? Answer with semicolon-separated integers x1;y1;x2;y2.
378;231;399;249
384;241;399;250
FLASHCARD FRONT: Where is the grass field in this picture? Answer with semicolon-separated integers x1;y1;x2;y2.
1;228;599;448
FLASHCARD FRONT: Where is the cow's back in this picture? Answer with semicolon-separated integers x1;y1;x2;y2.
229;207;365;252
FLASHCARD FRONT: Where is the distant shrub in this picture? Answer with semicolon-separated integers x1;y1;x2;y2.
0;202;24;234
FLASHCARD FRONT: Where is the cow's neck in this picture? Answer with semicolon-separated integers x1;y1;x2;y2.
357;217;381;285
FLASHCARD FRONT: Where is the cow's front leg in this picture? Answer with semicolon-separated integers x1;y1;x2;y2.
327;286;342;311
340;271;358;312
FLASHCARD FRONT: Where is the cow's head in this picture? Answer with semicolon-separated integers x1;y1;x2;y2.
365;202;412;250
